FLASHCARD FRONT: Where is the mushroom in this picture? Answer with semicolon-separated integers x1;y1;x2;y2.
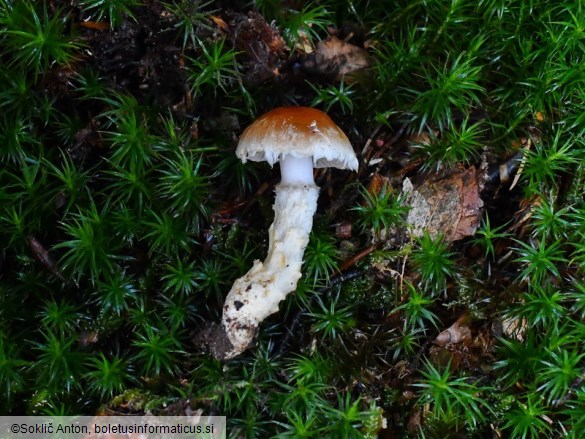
212;107;358;359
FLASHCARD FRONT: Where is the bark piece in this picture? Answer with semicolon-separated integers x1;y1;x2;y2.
402;166;484;242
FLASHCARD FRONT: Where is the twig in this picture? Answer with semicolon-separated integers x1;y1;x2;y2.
361;124;381;156
338;245;376;272
509;138;531;190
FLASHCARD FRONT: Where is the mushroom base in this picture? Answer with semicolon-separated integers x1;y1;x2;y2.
214;183;319;359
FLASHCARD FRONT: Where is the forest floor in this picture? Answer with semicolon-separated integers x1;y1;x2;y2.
1;1;585;438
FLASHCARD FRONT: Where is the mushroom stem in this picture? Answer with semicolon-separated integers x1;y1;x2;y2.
219;182;319;359
280;156;315;185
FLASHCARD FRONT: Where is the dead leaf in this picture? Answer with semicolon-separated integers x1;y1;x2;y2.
428;314;473;370
79;330;99;348
402;166;485;242
301;36;370;80
335;221;352;239
407;130;437;151
406;406;422;436
434;314;472;348
210;15;229;32
366;173;390;198
225;11;287;85
78;21;109;31
493;316;527;342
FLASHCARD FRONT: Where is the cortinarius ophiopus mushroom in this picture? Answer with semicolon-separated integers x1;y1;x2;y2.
213;106;358;359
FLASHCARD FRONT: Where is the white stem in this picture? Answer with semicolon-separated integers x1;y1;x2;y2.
220;183;319;358
280;156;315;185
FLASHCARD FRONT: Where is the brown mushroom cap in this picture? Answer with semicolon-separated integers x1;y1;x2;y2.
236;106;358;170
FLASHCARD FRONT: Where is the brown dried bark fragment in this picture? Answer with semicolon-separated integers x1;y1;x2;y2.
402;166;484;242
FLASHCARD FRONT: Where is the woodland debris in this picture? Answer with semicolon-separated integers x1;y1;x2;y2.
335;221;352;239
28;235;67;282
367;172;391;196
301;35;370;80
402;166;485;242
428;314;473;369
492;316;527;342
224;11;288;85
434;314;473;348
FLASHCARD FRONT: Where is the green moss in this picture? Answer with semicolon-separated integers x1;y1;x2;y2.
343;275;391;309
110;389;154;412
1;0;585;436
